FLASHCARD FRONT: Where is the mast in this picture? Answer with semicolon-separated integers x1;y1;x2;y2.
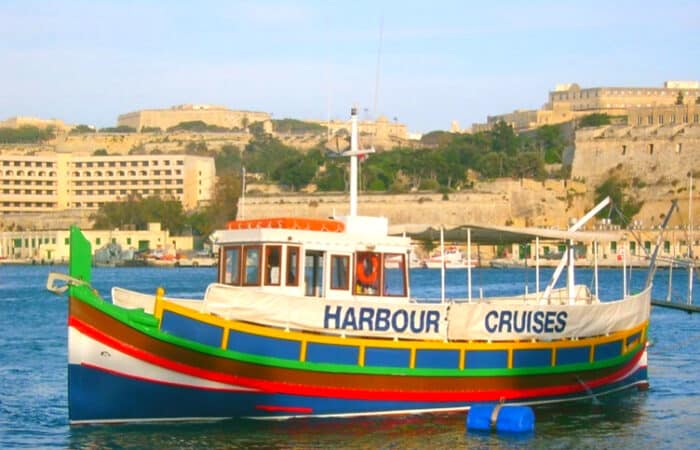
350;107;359;216
347;107;375;217
689;173;694;304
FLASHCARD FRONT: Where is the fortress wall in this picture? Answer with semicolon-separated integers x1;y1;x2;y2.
240;184;581;230
572;124;700;188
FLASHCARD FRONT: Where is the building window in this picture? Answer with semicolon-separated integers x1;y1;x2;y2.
647;115;653;125
658;115;664;125
622;145;627;155
649;143;654;155
677;143;682;154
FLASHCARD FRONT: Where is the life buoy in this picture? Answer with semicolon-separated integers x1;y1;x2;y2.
356;254;379;285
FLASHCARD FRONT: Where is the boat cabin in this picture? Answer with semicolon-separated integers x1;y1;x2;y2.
212;215;413;302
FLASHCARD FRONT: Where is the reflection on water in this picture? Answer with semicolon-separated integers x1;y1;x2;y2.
67;395;654;449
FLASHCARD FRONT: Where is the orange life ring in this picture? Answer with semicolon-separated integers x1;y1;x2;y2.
356;254;379;285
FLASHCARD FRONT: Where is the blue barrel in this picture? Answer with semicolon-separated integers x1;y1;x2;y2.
466;404;534;433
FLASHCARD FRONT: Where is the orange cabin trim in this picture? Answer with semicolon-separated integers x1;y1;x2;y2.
226;217;345;233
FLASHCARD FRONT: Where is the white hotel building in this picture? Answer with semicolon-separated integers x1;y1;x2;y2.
0;153;215;214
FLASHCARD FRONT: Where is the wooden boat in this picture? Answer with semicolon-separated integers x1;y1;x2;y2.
47;108;651;425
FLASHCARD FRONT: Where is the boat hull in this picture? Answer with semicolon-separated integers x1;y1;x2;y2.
67;293;649;424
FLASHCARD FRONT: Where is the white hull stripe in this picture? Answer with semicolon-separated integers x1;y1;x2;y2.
69;326;257;392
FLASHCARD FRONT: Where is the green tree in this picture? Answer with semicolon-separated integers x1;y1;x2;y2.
594;175;644;226
91;195;186;234
200;170;241;236
99;125;136;133
676;91;684;105
70;124;95;134
141;126;162;133
535;124;566;163
215;144;242;171
315;163;346;191
92;148;109;156
490;121;518;156
272;118;326;134
578;113;611;128
0;125;55;143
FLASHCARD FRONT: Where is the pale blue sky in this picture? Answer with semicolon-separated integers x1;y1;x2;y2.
1;0;699;132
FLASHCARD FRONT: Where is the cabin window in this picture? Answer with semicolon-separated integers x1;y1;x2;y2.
222;246;241;285
383;253;407;297
243;246;261;285
330;255;350;290
286;246;300;286
355;251;381;296
264;245;282;286
305;251;324;297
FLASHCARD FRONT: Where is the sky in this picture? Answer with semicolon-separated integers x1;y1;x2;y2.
1;0;699;133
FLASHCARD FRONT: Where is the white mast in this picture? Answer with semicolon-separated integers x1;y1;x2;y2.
347;107;375;217
689;173;694;304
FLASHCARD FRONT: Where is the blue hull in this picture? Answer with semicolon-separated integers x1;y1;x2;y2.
68;364;649;423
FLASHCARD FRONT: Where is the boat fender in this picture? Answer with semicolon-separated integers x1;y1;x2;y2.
356;254;379;285
466;404;534;433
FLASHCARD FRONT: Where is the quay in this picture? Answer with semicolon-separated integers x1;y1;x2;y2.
651;299;700;313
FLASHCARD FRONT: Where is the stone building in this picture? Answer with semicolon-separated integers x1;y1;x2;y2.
0;116;70;132
316;116;408;141
474;81;700;132
118;104;271;131
0;222;193;261
0;153;215;214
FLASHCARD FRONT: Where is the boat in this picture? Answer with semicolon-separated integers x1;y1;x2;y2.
421;246;476;269
47;108;652;425
489;258;527;269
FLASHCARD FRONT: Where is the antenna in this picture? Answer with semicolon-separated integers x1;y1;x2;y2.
373;16;384;120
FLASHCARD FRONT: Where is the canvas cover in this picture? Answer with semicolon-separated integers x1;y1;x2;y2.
201;284;651;341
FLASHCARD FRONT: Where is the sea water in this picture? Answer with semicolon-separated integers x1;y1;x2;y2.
1;264;698;449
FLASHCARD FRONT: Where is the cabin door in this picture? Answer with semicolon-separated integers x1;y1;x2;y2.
304;250;324;297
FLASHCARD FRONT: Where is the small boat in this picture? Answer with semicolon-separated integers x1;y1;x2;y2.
422;246;476;269
489;258;527;269
48;108;652;425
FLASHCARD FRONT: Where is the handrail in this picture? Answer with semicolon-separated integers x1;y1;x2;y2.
46;272;90;295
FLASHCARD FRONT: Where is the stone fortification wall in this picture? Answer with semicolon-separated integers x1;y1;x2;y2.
240;179;587;230
572;123;700;228
0;132;252;156
572;124;700;188
118;107;270;131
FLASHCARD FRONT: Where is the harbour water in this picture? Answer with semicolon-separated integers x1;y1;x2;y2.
1;264;698;449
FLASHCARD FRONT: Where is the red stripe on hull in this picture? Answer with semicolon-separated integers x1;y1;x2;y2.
255;405;313;414
69;315;644;403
